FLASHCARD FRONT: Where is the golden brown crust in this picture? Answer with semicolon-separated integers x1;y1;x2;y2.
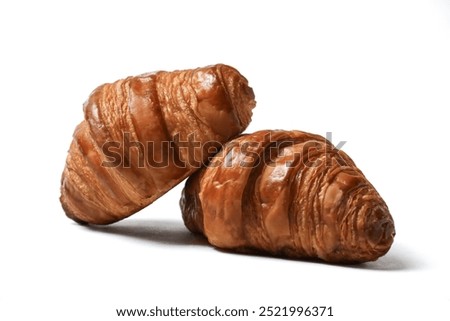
180;130;395;263
61;64;256;225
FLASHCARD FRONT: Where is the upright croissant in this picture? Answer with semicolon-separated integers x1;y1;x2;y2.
181;130;395;263
61;64;256;225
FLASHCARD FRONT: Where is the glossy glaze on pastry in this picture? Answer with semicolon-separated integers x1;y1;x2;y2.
61;64;256;224
181;130;395;263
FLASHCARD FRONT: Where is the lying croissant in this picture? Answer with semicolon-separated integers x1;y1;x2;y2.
60;64;256;224
180;130;395;263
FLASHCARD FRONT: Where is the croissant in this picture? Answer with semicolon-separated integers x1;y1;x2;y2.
60;64;256;225
180;130;395;263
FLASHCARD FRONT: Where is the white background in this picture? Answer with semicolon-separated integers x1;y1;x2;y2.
1;0;449;320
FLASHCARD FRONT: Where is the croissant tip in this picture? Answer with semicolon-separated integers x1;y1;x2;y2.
215;64;256;131
361;207;396;263
60;197;88;225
